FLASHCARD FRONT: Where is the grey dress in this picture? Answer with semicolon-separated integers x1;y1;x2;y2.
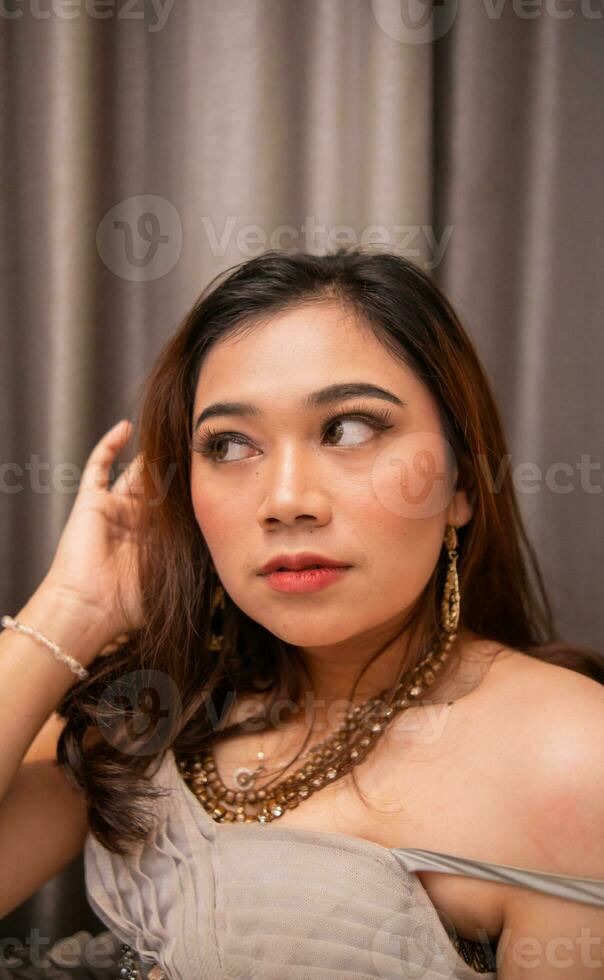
80;748;604;980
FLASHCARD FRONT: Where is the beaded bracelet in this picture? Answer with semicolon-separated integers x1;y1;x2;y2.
0;614;89;680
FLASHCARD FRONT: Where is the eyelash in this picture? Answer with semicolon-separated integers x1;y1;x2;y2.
191;403;395;462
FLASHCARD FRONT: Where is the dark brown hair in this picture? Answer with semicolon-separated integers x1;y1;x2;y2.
56;245;603;856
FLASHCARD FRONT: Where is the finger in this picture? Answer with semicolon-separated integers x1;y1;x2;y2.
98;631;132;655
111;451;145;497
79;420;133;498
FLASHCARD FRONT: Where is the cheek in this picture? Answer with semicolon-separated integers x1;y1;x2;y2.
355;518;442;611
370;430;457;522
190;473;237;549
190;471;257;589
341;484;444;611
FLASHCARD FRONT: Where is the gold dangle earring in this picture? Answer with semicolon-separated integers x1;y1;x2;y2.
440;524;460;636
208;569;226;652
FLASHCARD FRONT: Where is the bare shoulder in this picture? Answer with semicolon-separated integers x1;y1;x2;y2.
480;641;604;726
473;641;604;877
456;633;604;712
471;647;604;972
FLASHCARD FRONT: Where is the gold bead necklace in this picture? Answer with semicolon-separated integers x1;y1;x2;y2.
177;628;456;824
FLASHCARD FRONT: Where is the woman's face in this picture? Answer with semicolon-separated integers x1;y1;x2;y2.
190;301;472;658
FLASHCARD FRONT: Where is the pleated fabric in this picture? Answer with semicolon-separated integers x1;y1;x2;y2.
83;748;602;980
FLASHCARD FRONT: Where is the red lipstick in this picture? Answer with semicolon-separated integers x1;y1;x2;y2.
257;552;353;594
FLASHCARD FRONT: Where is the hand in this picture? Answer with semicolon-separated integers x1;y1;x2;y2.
42;420;147;644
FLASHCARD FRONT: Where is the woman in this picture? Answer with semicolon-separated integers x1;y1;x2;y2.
0;247;602;979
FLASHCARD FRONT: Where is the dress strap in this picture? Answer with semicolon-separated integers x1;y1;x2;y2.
390;847;604;907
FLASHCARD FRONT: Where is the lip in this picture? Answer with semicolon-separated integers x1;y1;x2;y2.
258;552;352;575
260;566;352;594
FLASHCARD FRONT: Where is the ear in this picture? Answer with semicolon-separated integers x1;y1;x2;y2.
447;486;473;529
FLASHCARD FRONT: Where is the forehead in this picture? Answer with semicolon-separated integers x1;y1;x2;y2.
193;302;430;408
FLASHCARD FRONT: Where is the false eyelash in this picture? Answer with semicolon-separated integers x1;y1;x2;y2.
191;402;395;460
319;402;394;432
191;426;248;457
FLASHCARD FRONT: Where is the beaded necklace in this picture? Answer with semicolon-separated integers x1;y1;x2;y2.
178;628;455;823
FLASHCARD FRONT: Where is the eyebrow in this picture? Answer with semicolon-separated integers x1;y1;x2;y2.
193;382;407;431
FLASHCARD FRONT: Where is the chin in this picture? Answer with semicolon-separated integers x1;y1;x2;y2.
258;617;361;649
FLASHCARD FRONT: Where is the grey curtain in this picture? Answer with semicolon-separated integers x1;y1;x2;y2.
1;0;603;954
434;2;604;648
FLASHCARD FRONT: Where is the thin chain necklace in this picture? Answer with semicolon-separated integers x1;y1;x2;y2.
176;628;456;824
230;711;349;791
225;729;336;794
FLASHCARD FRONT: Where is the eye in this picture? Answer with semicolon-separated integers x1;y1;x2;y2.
193;431;256;463
322;415;385;447
319;404;395;448
191;404;394;464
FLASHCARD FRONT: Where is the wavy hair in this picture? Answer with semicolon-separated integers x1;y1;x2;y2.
56;246;603;856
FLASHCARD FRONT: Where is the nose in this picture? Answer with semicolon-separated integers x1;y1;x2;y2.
256;446;332;529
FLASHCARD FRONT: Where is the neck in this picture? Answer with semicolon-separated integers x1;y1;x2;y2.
290;615;430;735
